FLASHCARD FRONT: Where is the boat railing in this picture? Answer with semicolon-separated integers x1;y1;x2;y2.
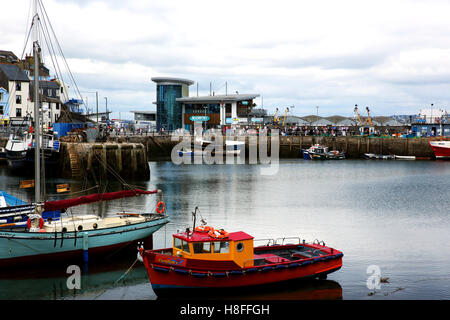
313;239;326;246
254;238;276;247
274;237;302;245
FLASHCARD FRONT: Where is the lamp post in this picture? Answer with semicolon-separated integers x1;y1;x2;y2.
316;106;319;117
204;105;207;131
104;97;108;122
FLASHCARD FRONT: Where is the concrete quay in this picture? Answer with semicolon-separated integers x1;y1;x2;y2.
119;135;437;159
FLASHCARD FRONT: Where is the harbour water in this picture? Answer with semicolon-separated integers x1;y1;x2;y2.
0;159;449;300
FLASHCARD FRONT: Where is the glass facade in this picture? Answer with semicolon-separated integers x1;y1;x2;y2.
184;103;220;114
156;84;183;131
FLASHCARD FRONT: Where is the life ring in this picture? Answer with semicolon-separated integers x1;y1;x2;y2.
27;217;44;229
208;228;229;239
156;201;165;214
195;225;213;233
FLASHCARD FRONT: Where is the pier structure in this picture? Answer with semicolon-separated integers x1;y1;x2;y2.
121;135;438;160
59;142;149;181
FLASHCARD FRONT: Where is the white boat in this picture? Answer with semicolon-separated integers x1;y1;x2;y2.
394;155;416;160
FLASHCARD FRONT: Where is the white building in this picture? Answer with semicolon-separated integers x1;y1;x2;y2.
417;107;448;124
0;64;33;120
131;110;156;131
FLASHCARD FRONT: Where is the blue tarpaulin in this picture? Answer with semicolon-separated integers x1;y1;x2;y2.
52;123;84;137
0;191;27;206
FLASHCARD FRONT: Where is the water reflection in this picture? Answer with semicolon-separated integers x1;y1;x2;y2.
157;279;342;301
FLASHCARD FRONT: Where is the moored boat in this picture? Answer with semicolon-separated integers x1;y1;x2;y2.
429;140;450;159
139;208;343;294
302;144;345;160
363;153;395;160
0;189;170;268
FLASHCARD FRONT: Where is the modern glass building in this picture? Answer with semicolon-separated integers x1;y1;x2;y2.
151;77;194;131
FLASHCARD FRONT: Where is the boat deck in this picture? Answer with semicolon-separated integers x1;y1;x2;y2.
252;246;327;266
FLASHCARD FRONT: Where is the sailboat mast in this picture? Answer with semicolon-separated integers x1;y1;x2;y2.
33;0;41;203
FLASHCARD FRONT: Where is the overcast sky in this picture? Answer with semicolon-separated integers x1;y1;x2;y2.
2;0;450;119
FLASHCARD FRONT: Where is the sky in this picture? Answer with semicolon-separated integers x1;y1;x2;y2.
2;0;450;120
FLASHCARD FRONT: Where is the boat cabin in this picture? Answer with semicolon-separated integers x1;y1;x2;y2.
172;229;254;267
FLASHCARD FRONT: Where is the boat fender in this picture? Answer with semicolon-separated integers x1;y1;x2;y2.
156;201;165;214
174;268;189;275
244;268;257;273
229;270;244;275
260;266;273;272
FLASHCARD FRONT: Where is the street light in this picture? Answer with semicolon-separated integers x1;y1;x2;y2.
204;105;207;131
316;106;319;117
104;97;108;121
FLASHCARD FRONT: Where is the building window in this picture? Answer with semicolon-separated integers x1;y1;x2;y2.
0;106;3;115
16;95;22;104
56;103;59;110
16;82;21;91
16;108;22;117
0;92;3;101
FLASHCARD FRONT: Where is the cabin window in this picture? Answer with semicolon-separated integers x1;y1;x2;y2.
215;241;230;253
182;240;190;254
193;242;212;254
213;241;221;253
174;237;183;250
236;242;244;252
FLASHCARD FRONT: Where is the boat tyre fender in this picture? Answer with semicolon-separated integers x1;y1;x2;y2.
156;201;165;214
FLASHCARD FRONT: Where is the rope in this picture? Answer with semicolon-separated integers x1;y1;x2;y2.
114;257;139;284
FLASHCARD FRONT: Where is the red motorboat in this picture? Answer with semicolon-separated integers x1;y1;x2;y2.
139;209;343;294
429;140;450;159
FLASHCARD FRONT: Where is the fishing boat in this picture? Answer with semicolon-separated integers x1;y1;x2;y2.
139;208;343;294
5;129;60;170
302;144;345;160
429;140;450;159
0;0;170;269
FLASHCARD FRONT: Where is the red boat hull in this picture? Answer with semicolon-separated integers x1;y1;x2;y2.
141;244;343;291
430;140;450;159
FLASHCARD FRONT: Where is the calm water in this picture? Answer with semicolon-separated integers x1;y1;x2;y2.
0;159;449;300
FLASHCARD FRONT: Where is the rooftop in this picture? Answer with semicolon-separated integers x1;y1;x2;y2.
151;77;194;86
174;230;254;242
177;94;260;103
0;63;30;82
131;110;156;114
